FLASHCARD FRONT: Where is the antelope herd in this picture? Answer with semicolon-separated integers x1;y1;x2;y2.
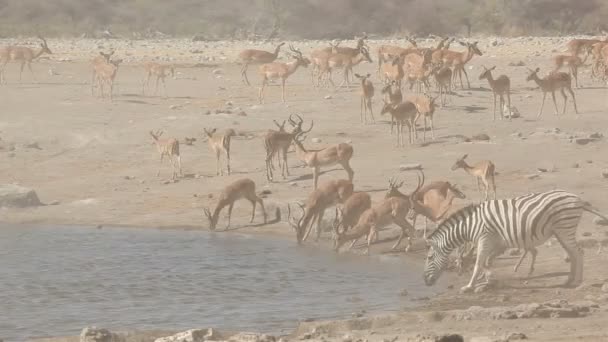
3;33;608;288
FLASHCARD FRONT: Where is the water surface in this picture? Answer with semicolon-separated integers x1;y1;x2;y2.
0;224;435;341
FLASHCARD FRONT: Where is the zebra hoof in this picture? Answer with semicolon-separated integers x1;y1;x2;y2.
459;285;473;294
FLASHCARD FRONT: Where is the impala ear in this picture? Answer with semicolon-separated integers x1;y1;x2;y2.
490;66;496;71
535;67;540;72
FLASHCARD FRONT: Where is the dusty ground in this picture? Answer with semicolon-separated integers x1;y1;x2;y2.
2;36;608;341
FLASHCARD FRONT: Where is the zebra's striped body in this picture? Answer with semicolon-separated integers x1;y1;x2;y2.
424;190;607;292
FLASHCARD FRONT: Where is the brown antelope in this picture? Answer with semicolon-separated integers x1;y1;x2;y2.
292;130;354;190
204;128;235;176
334;197;415;255
93;59;123;100
526;67;578;119
238;42;285;85
403;50;434;93
590;42;608;79
0;36;52;84
142;62;175;96
264;119;287;171
149;130;182;180
332;192;372;241
354;73;375;124
451;154;496;201
380;100;418;146
430;37;455;65
478;66;511;120
314;36;368;84
90;51;114;94
204;178;267;230
258;45;310;104
439;41;483;89
288;179;354;243
403;181;466;237
566;37;607;56
553;52;588;88
380;55;405;87
336;173;425;254
408;94;437;142
376;37;417;73
431;65;452;107
264;114;313;182
381;81;403;134
319;46;372;88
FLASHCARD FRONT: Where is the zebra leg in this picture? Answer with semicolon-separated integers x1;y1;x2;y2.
553;232;583;286
461;238;494;293
527;247;538;277
513;250;529;273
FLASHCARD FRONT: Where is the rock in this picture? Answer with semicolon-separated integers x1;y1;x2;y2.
511;132;523;138
80;327;121;342
342;334;353;342
48;200;61;205
574;138;594;145
524;174;540;180
155;329;222;342
582;232;592;237
508;60;526;67
311;138;322;143
437;335;464;342
503;332;527;340
399;289;409;297
472;133;490;141
212;69;223;75
572;163;580;168
594;217;608;226
24;141;42;149
536;162;555;173
602;170;608;179
601;283;608;293
0;184;42;208
589;132;603;139
324;95;333;99
399;163;422;171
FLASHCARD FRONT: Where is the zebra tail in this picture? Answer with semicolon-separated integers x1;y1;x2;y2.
582;202;608;221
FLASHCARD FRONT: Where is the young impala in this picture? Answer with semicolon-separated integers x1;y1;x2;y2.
479;66;511;120
354;73;375;124
451;154;496;201
149;130;182;180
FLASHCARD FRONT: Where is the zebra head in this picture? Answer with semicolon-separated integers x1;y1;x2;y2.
423;240;449;286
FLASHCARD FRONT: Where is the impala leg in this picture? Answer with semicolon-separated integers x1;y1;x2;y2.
19;61;25;82
157;154;164;177
537;92;547;119
249;198;257;223
560;88;568;116
492;93;497;121
281;78;287;103
162;76;168;98
360;96;364;124
349;237;359;250
313;167;320;189
368;98;375;123
282;147;289;178
176;155;182;177
216;150;221;176
366;225;377;255
394;215;414;252
226;203;234;229
154;76;160;95
27;62;37;82
225;148;231;175
567;86;579;114
551;91;559;116
241;63;250;86
258;78;267;104
507;92;512;121
315;209;326;242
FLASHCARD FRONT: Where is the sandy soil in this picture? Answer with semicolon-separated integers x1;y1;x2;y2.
2;36;608;341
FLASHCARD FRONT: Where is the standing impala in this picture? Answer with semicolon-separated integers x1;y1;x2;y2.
258;45;310;104
479;66;511;120
238;42;285;85
204;128;235;176
142;62;175;96
292;130;354;190
149;130;182;180
264;114;313;182
439;41;483;89
204;178;267;230
451;154;496;201
0;36;52;84
354;73;375;124
526;67;578;119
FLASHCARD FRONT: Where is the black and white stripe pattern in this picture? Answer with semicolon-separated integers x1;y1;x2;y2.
424;190;607;292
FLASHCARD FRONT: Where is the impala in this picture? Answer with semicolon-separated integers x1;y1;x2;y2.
238;42;285;85
0;35;52;84
451;154;496;201
204;128;235;176
526;67;578;119
258;45;310;104
204;178;267;230
479;66;511;120
149;130;182;180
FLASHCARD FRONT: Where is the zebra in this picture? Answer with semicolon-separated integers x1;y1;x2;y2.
423;190;608;293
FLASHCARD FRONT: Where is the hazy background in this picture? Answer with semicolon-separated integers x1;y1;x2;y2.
0;0;606;39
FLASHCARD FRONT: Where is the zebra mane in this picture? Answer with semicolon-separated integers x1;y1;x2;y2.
426;203;480;241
